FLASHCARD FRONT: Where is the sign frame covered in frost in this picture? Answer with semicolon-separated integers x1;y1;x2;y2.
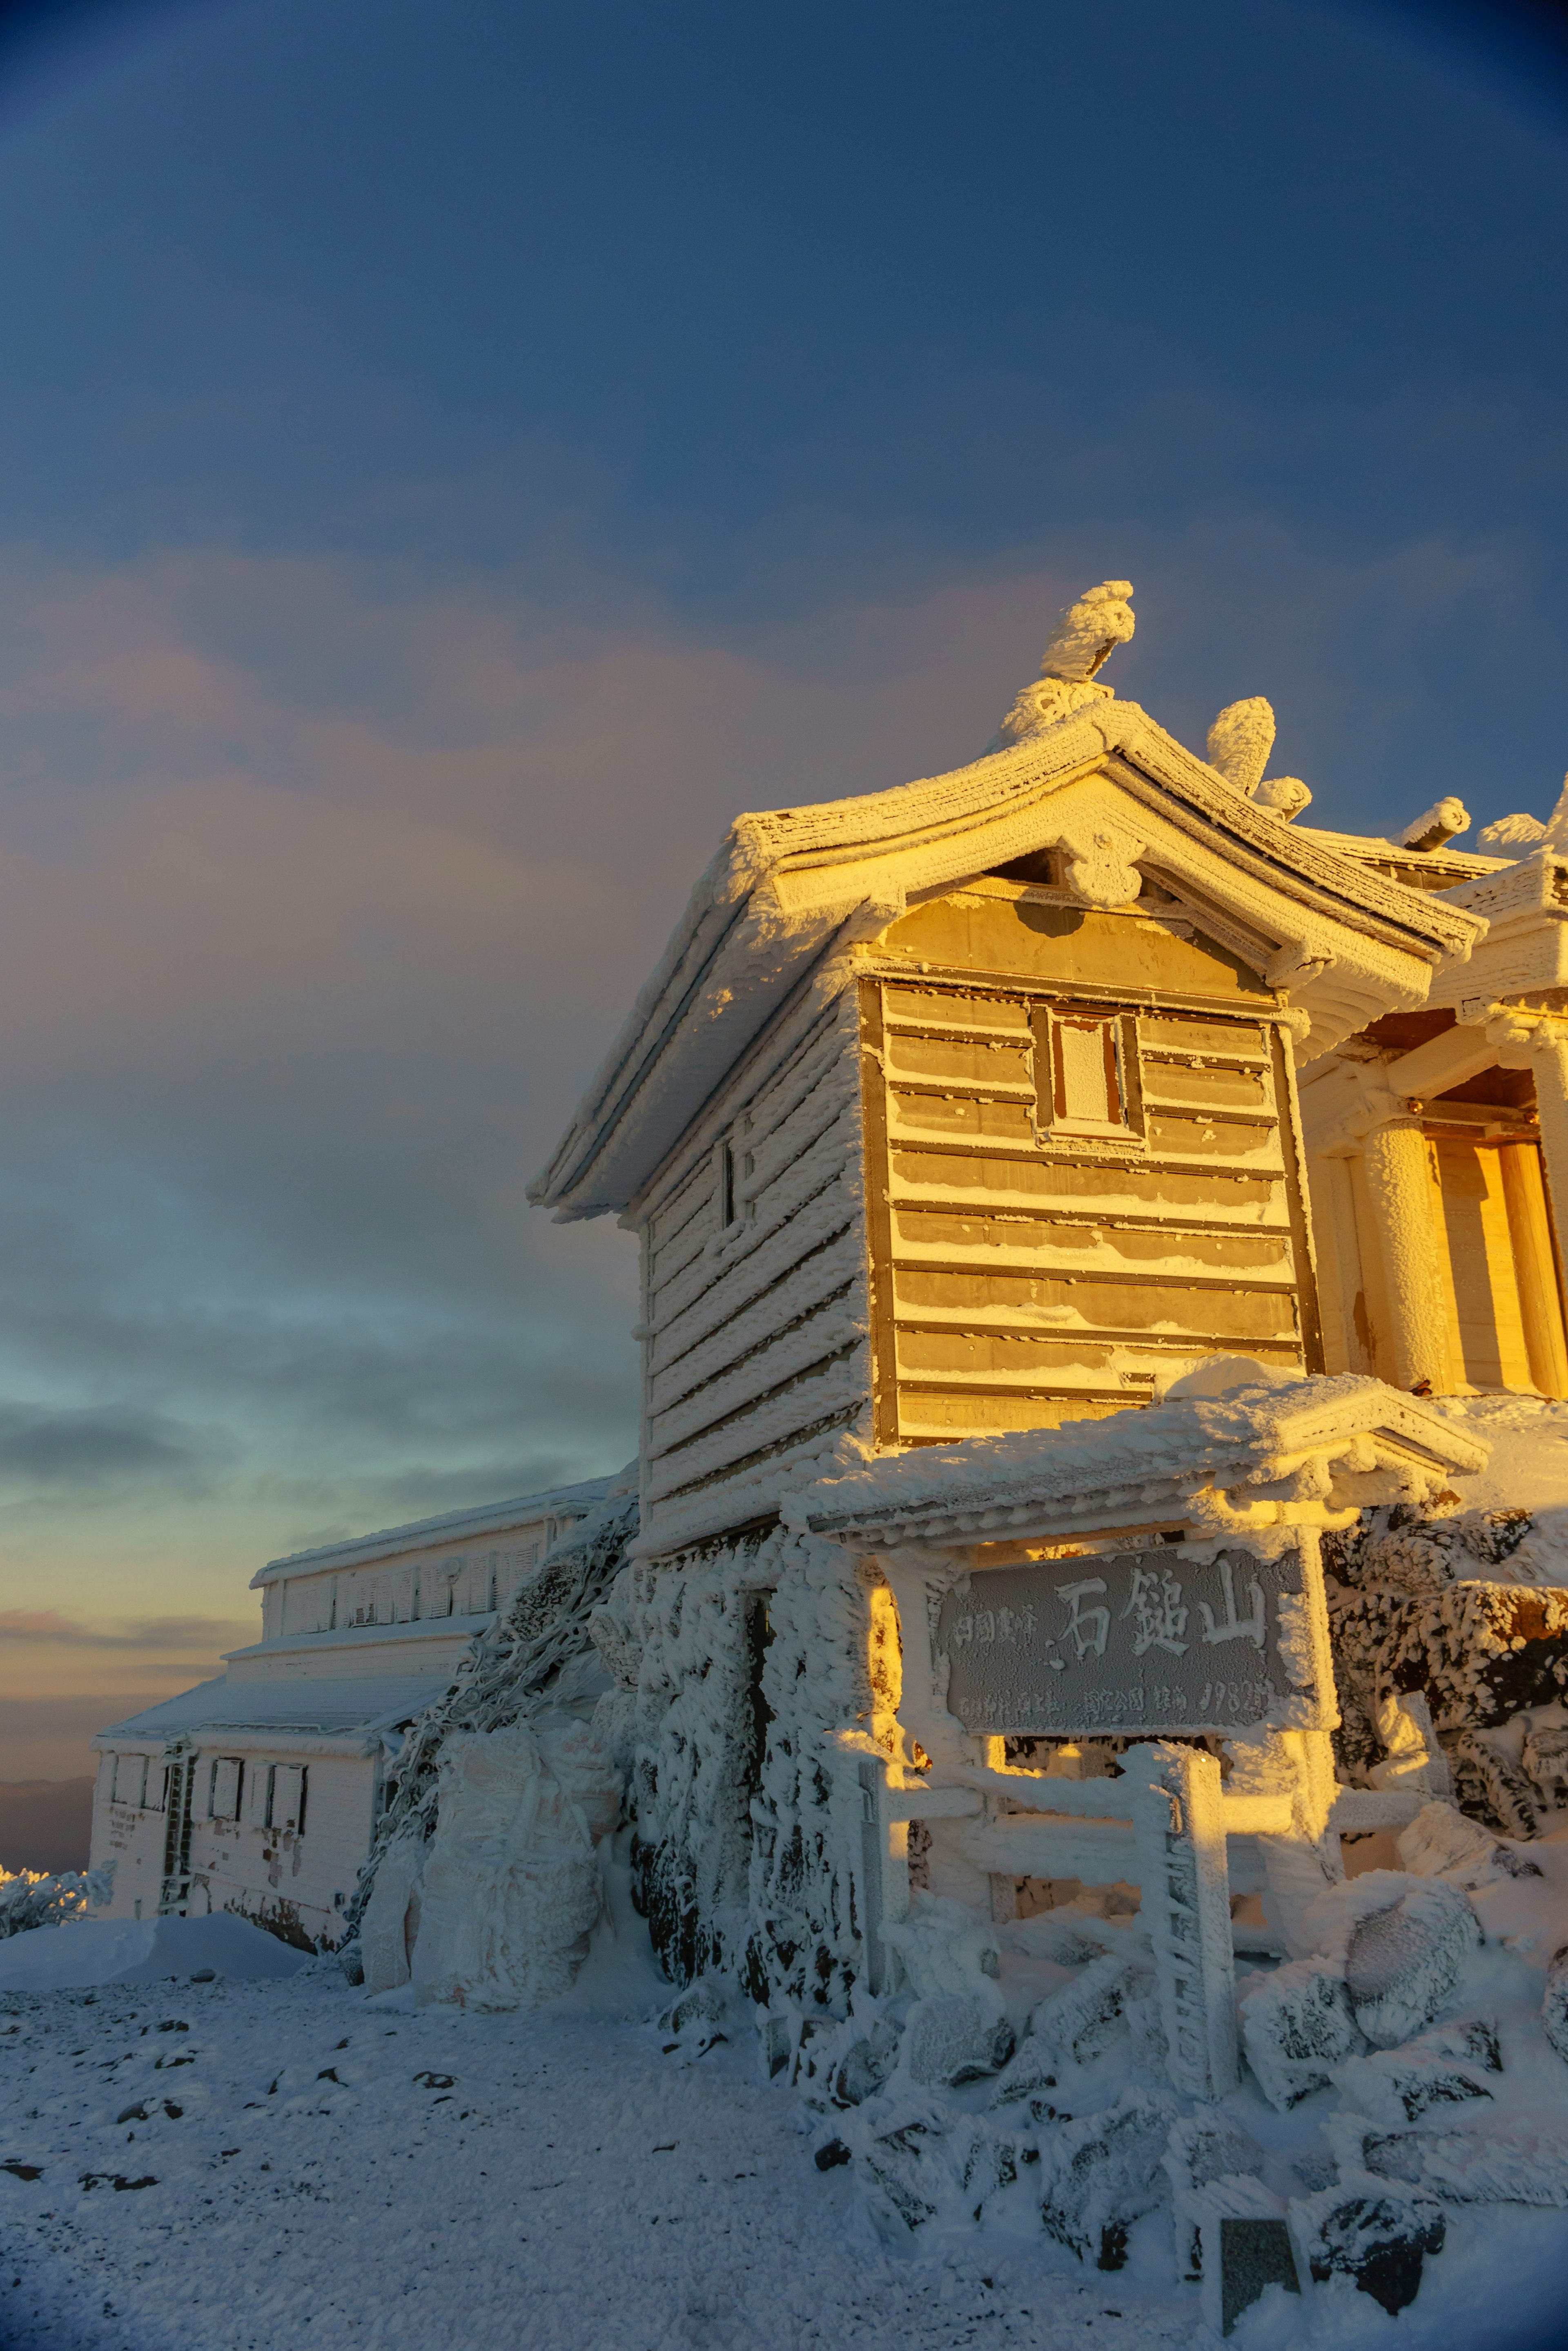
934;1545;1302;1735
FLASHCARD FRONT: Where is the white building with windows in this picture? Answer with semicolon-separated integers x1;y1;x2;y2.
87;1477;611;1948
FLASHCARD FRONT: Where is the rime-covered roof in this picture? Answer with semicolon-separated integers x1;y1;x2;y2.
249;1476;616;1589
790;1363;1489;1549
92;1675;445;1747
530;698;1486;1222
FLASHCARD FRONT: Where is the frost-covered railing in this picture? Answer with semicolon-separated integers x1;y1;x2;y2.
340;1488;639;1945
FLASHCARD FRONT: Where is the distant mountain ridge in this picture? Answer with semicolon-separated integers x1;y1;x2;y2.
0;1780;94;1874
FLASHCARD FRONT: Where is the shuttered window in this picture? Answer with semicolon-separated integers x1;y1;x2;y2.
268;1763;305;1834
1051;1013;1122;1131
209;1757;242;1820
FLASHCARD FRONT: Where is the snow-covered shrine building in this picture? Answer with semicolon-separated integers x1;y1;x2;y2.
87;1478;610;1946
526;579;1560;2029
1299;814;1568;1400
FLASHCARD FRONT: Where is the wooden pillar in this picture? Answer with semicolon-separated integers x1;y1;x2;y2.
1525;1030;1568;1290
1360;1116;1451;1392
1311;1153;1373;1376
1500;1142;1568;1399
1129;1741;1238;2101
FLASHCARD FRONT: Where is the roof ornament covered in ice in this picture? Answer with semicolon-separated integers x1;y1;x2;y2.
1207;697;1276;795
530;591;1487;1220
1480;770;1568;852
1205;694;1311;821
789;1360;1489;1552
987;579;1136;750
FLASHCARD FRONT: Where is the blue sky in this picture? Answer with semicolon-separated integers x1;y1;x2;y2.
0;0;1565;1771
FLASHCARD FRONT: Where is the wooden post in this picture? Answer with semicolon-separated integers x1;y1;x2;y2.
1360;1116;1450;1392
1129;1740;1239;2101
1499;1143;1568;1399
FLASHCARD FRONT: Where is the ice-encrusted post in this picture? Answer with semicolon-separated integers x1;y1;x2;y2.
1129;1740;1239;2101
1360;1116;1449;1394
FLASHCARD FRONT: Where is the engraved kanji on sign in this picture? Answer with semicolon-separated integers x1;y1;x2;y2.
1198;1556;1267;1650
1057;1578;1110;1661
1120;1562;1189;1657
933;1546;1312;1736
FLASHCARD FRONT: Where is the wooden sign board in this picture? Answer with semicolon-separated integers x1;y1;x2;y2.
933;1545;1305;1736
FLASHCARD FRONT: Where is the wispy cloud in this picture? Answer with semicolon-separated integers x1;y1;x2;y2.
0;1401;231;1496
0;1609;252;1650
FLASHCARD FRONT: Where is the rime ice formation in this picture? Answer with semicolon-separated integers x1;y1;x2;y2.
1040;579;1138;681
1202;694;1313;818
342;1477;639;2007
1205;696;1276;795
408;1719;618;2011
988;580;1139;753
1401;796;1470;850
0;1865;111;1938
1479;770;1568;848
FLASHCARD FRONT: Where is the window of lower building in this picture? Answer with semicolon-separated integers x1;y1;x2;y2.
209;1756;242;1821
268;1762;306;1834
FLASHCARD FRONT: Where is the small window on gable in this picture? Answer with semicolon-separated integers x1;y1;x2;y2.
1034;1007;1143;1142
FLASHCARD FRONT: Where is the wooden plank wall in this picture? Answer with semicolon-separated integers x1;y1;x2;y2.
863;969;1319;1441
639;991;869;1528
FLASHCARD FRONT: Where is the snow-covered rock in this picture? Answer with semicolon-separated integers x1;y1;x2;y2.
1289;2178;1446;2315
1237;1956;1364;2110
1304;1869;1480;2048
880;1891;1001;2000
900;1994;1014;2088
1521;1711;1568;1809
1038;2086;1177;2268
1331;2014;1501;2125
1012;1948;1156;2081
1162;2112;1268;2304
1337;2114;1568;2206
410;1718;619;2011
358;1828;426;1996
859;2113;947;2231
1396;1799;1542;1889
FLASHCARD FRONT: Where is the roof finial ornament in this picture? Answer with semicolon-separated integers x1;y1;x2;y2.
987;579;1134;752
1040;578;1136;682
1479;772;1568;854
1205;693;1312;822
1206;698;1275;796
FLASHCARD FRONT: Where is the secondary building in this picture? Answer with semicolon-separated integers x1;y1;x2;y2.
88;1478;610;1945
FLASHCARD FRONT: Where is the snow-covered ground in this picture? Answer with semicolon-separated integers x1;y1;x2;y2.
0;1908;1191;2351
4;1847;1568;2351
